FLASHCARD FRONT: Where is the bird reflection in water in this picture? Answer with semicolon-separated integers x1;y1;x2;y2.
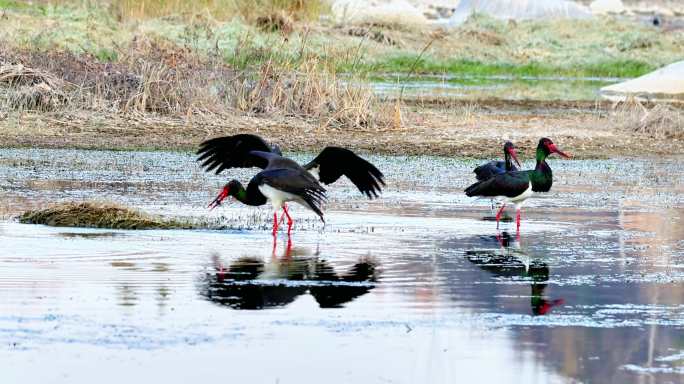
199;244;378;310
466;231;564;316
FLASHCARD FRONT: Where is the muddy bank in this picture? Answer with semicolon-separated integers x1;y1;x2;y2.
0;104;681;159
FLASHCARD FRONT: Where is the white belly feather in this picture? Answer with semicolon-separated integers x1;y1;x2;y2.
258;184;304;211
508;181;534;205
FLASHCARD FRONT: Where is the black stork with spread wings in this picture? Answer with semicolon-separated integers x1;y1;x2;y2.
197;134;385;235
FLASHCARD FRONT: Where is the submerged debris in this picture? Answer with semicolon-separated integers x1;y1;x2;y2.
18;202;189;230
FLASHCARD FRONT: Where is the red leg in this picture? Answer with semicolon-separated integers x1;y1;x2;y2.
284;234;293;258
272;212;279;236
282;204;294;235
495;203;506;229
278;203;287;226
516;208;521;231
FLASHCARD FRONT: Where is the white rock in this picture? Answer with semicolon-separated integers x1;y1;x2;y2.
600;61;684;103
331;0;431;26
448;0;592;25
590;0;626;15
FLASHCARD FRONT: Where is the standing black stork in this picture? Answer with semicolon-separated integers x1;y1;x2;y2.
473;141;521;211
473;141;521;181
196;134;385;235
464;138;570;231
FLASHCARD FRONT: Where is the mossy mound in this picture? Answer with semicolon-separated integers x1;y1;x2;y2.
19;202;188;230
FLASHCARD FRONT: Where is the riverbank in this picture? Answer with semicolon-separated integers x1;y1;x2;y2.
1;99;681;159
0;1;682;158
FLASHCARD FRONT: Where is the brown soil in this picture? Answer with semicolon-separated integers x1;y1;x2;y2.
1;100;681;159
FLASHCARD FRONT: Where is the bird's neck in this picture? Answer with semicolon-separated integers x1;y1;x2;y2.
235;181;266;206
504;152;514;171
233;186;249;204
531;148;552;191
534;147;551;172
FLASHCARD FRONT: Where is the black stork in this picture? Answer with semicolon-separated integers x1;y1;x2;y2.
473;141;521;211
464;138;570;231
196;134;385;235
473;141;521;181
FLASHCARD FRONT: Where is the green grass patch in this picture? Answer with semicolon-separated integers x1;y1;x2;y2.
0;0;43;11
350;57;656;79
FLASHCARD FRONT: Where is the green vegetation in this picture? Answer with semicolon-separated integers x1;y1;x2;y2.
356;58;655;79
1;2;681;79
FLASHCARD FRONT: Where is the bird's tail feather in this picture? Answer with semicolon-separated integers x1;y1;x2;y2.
464;181;484;197
302;188;326;223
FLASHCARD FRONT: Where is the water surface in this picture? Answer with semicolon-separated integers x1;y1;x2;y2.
1;148;683;384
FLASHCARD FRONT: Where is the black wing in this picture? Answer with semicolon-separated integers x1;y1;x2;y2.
474;160;507;181
196;134;280;174
465;170;531;198
258;169;327;222
303;147;385;199
249;151;303;171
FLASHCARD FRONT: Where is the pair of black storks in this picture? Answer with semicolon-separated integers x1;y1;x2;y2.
196;134;569;234
197;134;384;235
465;138;570;231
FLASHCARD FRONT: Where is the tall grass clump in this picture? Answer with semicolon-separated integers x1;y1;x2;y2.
0;33;387;130
231;57;386;129
612;99;684;139
110;0;328;21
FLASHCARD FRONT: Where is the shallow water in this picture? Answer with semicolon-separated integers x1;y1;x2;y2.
366;73;619;101
1;148;683;384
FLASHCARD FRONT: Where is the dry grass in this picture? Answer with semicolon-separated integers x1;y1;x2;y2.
18;202;189;229
0;40;388;130
0;63;67;111
232;58;388;129
110;0;328;21
612;99;684;139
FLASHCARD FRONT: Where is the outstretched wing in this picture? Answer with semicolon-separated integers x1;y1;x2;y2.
196;134;278;174
303;147;385;199
465;170;531;198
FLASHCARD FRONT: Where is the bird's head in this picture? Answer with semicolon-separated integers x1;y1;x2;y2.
538;138;570;159
208;180;241;210
503;141;521;167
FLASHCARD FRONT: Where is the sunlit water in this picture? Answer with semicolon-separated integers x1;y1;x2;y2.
1;148;683;384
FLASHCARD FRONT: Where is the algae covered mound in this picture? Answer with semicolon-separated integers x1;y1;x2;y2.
19;202;186;230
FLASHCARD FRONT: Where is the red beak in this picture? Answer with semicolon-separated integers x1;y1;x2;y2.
508;148;521;167
547;143;571;159
208;186;229;210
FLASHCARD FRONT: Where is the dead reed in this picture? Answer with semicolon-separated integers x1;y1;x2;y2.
612;99;684;139
0;39;388;130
